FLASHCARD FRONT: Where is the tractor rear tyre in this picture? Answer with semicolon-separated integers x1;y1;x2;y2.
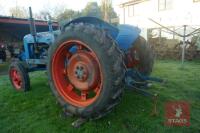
131;36;154;75
47;23;126;119
9;62;30;91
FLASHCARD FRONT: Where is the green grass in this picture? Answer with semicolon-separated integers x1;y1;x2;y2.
0;60;200;133
0;62;9;75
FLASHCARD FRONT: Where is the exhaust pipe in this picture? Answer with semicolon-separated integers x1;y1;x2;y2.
28;7;38;57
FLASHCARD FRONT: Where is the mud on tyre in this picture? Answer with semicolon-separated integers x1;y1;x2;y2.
47;23;126;119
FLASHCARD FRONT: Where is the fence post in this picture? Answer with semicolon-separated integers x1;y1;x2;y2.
181;25;186;68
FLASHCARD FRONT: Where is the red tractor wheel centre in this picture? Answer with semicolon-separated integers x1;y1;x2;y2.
10;69;22;90
52;40;103;107
67;52;100;90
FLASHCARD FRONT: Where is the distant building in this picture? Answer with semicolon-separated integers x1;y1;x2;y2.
0;16;59;41
118;0;200;38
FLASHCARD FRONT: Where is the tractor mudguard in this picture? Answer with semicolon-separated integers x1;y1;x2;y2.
63;17;141;52
62;17;119;39
115;25;141;51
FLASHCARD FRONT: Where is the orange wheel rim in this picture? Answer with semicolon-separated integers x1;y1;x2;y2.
10;68;22;90
52;40;103;107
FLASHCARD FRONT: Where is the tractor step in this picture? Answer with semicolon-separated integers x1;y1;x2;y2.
72;118;88;128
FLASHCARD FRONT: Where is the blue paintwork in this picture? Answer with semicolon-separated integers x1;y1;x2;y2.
116;25;141;51
26;59;47;65
64;17;140;51
17;16;161;95
20;17;141;72
23;31;55;59
63;17;119;39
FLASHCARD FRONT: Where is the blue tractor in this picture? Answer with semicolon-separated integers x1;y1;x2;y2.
9;7;154;120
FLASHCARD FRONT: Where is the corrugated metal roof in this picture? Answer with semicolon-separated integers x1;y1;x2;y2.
0;16;59;40
0;16;58;26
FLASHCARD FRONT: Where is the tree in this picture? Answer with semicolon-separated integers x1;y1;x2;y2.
52;1;118;24
9;6;28;18
82;2;102;18
56;9;81;22
100;0;118;23
35;11;52;20
55;2;102;22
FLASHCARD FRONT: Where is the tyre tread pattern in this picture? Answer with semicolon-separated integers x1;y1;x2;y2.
8;62;30;91
48;23;126;119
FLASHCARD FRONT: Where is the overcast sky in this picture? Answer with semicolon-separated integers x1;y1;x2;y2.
0;0;122;16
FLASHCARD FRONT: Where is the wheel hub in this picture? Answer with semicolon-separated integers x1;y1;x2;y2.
74;64;88;81
52;40;103;107
67;51;100;91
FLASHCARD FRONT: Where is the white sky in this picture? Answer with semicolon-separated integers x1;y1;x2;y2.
0;0;122;16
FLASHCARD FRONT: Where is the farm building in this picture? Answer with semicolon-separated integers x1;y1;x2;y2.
0;16;59;59
118;0;200;28
0;16;59;44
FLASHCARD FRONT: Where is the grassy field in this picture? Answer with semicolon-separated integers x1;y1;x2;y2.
0;60;200;133
0;62;9;75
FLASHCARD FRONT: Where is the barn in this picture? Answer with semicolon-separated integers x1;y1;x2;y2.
0;16;59;43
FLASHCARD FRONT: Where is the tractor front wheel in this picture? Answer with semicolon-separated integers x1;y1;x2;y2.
9;62;30;91
48;23;125;119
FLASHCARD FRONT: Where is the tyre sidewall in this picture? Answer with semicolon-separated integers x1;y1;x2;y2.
48;25;124;118
9;62;30;92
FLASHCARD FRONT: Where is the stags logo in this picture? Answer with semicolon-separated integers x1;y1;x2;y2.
165;101;190;126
